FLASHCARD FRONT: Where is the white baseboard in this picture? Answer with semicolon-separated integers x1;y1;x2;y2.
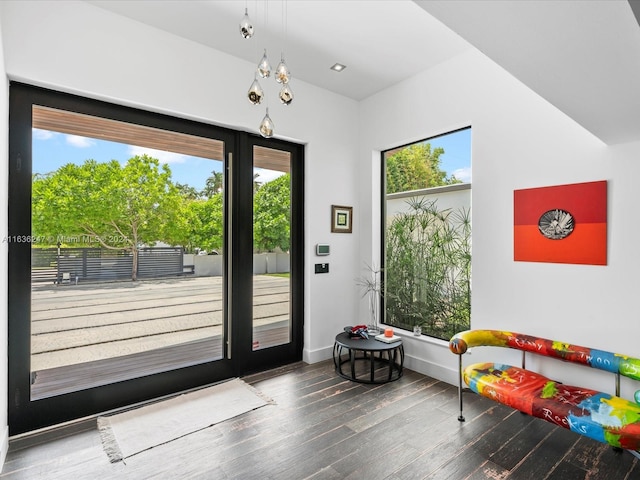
0;425;8;474
303;345;333;364
404;353;458;386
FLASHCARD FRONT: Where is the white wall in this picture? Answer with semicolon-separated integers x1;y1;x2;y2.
359;47;640;400
0;3;8;468
386;183;471;219
0;0;360;393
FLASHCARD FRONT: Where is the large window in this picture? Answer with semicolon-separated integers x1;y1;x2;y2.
382;128;472;340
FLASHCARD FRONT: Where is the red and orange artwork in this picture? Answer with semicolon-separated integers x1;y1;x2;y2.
513;180;607;265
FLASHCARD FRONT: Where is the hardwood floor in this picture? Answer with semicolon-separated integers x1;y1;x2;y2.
2;360;638;479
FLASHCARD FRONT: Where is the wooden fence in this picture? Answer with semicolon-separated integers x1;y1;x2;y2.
31;247;185;284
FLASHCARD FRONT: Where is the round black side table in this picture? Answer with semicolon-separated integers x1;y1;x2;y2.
332;331;404;384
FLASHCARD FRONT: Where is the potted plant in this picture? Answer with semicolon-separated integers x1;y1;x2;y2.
356;263;382;335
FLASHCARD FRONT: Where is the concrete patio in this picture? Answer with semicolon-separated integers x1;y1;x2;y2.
29;275;290;399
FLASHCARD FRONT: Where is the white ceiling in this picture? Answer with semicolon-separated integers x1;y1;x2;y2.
417;0;640;145
86;0;640;145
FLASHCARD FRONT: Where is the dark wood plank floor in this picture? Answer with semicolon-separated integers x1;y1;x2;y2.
2;360;638;479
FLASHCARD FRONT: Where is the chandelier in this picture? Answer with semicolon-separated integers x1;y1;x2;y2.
240;3;293;138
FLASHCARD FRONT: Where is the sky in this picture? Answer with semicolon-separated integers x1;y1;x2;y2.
425;127;472;183
31;129;282;191
32;126;471;189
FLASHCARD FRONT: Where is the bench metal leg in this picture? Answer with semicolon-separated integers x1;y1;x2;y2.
458;354;465;422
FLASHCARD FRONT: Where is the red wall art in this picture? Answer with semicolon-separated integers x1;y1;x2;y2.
513;180;607;265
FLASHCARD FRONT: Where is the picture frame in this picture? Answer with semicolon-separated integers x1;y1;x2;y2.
513;180;607;265
331;205;353;233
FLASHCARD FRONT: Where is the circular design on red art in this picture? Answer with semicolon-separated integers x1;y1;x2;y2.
538;209;574;240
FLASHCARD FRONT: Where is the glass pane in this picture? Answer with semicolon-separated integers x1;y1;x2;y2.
30;106;226;400
252;146;291;350
383;128;472;340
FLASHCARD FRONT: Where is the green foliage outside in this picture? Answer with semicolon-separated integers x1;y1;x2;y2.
253;174;290;253
384;141;470;340
32;155;290;280
184;194;224;254
386;143;460;194
202;171;223;198
385;198;471;340
267;273;290;278
32;155;188;280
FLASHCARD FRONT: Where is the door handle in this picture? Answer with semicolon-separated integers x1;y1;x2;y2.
226;151;232;359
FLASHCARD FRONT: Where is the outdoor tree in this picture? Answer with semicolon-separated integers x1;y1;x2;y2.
32;155;186;280
201;171;223;198
185;193;224;254
253;173;290;252
175;182;200;200
253;172;262;193
386;143;459;194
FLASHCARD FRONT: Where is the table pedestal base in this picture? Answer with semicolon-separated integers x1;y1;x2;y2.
332;337;404;384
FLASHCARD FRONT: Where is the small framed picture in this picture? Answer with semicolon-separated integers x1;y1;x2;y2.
331;205;353;233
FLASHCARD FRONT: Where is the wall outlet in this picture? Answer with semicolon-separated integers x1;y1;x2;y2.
314;263;329;274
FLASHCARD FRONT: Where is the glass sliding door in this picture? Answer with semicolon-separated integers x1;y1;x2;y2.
29;106;226;400
252;146;291;351
8;83;304;435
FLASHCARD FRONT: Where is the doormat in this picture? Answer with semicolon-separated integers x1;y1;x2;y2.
97;378;273;462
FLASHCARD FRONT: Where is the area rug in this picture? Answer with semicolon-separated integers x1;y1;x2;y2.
97;378;273;462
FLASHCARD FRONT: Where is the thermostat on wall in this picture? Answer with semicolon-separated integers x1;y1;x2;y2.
316;244;330;256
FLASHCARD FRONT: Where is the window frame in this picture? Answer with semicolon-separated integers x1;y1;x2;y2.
380;127;472;340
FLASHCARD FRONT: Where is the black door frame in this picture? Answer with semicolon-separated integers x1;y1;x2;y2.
7;83;304;435
231;133;305;374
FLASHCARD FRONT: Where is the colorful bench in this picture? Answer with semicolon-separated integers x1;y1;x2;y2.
449;329;640;454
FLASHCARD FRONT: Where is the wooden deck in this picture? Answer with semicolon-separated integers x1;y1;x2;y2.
30;275;290;399
3;360;638;479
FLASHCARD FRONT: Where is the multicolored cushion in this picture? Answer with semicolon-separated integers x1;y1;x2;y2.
465;362;640;450
450;330;640;380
